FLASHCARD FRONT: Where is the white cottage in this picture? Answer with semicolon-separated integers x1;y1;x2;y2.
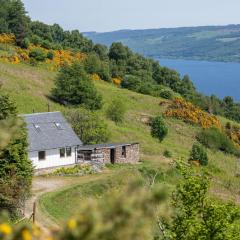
23;112;82;170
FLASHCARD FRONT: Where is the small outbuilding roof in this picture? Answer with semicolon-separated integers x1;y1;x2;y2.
22;112;82;152
78;142;139;151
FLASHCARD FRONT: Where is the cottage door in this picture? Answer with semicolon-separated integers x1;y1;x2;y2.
110;148;116;164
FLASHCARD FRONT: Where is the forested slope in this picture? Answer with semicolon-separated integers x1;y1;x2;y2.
85;25;240;62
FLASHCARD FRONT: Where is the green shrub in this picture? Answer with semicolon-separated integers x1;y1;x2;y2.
106;98;126;123
29;48;47;62
41;40;52;49
52;164;95;176
160;89;173;99
163;150;172;158
65;108;110;145
197;127;239;156
150;116;168;142
20;38;30;49
47;51;54;60
30;35;43;46
189;143;208;166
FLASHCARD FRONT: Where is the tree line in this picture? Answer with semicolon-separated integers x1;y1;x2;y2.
1;0;240;122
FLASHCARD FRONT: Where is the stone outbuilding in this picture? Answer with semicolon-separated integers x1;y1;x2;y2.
78;143;139;164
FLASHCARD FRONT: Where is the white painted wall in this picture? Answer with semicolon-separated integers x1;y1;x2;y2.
29;146;77;170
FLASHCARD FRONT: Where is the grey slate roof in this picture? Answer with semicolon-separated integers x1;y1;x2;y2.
22;112;82;152
78;142;138;151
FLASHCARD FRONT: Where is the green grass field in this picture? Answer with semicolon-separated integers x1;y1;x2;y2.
1;61;240;223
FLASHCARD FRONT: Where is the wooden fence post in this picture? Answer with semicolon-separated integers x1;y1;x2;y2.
33;202;36;224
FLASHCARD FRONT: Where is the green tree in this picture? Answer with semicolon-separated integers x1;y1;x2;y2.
0;91;17;120
83;54;110;81
109;42;130;61
52;62;103;110
62;30;93;53
0;119;33;216
93;44;109;60
179;75;196;97
121;75;155;95
0;90;33;217
0;0;10;33
65;108;109;145
151;116;168;142
223;96;234;108
164;162;240;240
7;0;30;45
106;98;126;123
189;143;208;166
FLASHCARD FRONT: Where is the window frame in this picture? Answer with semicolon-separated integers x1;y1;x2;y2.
60;148;66;158
66;147;72;157
38;151;46;161
121;146;126;158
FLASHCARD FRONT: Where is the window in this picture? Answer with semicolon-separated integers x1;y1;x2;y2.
66;147;72;157
60;148;65;158
55;122;63;130
122;146;126;158
34;124;41;132
38;151;46;161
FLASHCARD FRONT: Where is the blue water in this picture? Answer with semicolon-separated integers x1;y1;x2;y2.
157;58;240;102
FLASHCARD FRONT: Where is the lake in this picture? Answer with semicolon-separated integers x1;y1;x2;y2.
157;58;240;102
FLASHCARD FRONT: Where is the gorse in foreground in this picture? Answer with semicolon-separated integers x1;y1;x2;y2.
1;163;240;240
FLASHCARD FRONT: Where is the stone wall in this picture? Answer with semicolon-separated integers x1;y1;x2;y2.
96;143;139;164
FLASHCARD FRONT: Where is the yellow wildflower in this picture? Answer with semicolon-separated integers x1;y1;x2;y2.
67;219;77;230
22;229;32;240
0;223;12;235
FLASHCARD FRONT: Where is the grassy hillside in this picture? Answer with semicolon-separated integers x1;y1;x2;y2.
1;61;240;222
85;25;240;62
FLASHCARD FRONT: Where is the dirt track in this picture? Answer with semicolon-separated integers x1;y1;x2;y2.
24;176;84;231
24;171;113;232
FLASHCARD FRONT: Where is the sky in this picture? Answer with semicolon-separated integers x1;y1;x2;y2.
22;0;240;32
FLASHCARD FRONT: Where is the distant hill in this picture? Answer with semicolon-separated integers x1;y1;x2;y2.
84;25;240;62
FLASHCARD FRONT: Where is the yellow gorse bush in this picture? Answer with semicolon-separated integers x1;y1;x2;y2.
0;34;86;69
0;33;15;44
225;123;240;147
112;77;122;86
164;98;221;129
91;73;101;81
45;48;86;70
